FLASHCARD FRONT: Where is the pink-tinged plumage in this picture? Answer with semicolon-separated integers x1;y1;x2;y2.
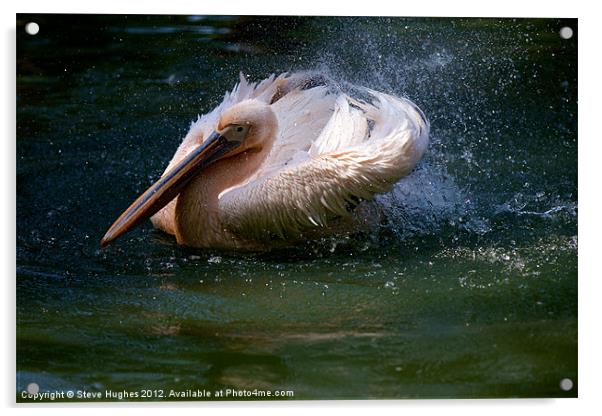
102;72;429;250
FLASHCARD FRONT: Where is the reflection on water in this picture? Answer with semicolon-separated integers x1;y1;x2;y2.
16;15;577;400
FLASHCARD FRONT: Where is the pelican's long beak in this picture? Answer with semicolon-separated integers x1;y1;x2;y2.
100;131;239;247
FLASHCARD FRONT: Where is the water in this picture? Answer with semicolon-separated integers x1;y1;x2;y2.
16;15;577;400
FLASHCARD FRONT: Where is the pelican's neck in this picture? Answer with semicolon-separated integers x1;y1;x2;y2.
173;148;269;248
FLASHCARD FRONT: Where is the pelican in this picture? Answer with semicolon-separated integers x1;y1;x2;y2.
101;72;429;249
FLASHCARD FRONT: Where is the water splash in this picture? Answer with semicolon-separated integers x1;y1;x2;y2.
284;17;577;248
375;162;490;240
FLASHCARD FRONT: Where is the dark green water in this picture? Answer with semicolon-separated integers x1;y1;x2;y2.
16;15;577;400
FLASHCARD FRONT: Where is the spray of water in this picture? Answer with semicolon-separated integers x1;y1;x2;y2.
278;17;576;250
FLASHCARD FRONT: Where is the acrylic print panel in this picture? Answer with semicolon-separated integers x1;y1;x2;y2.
16;14;577;401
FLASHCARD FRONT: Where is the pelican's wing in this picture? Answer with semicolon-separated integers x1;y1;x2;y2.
259;84;336;172
219;90;429;240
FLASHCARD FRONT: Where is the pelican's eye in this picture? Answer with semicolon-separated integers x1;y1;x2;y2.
221;124;249;143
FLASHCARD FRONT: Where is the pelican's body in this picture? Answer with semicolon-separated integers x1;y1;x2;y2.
101;72;429;249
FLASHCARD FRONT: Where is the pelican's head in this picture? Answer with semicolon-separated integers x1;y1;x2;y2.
100;99;277;247
217;99;278;154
